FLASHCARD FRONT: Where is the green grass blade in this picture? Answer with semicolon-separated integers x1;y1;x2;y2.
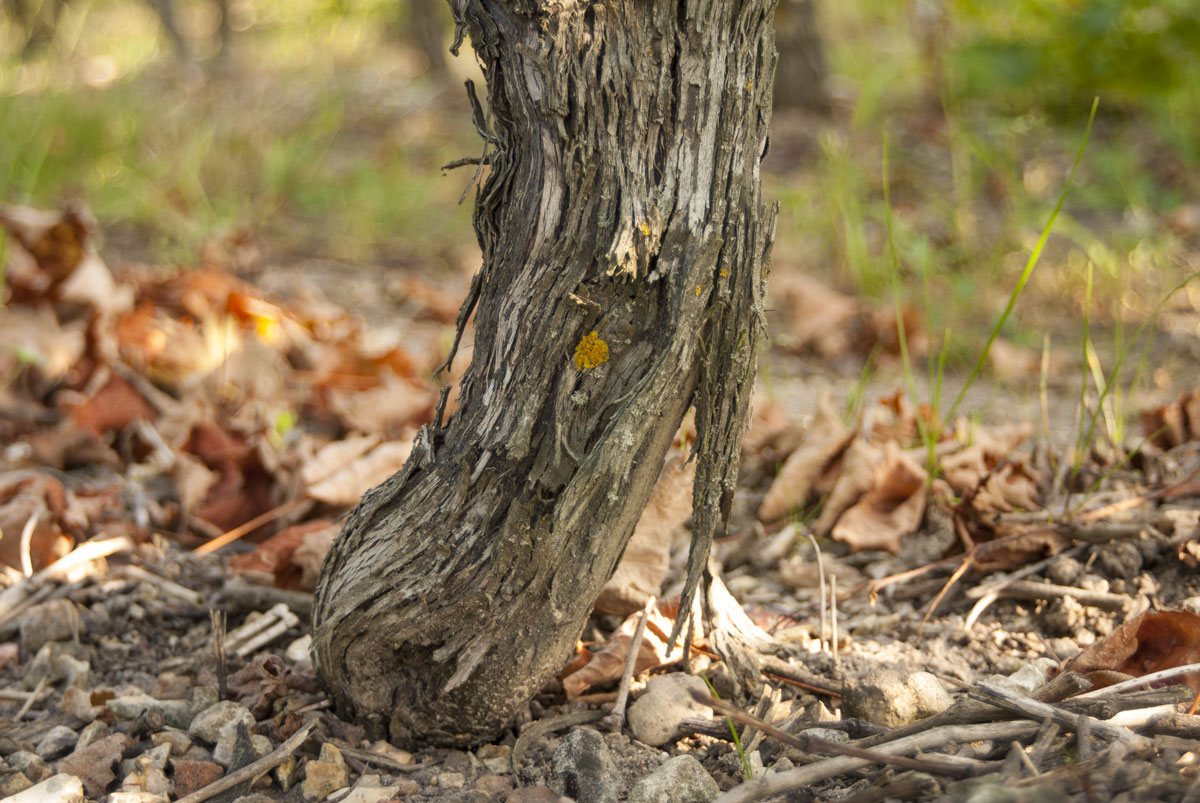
945;97;1099;423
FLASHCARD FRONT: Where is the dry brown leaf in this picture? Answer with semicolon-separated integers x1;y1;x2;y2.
812;437;882;535
300;434;383;488
973;461;1041;515
115;302;212;385
229;519;338;590
0;203;94;296
227;653;320;718
0;472;75;572
758;396;853;522
202;334;293;410
1142;389;1200;451
326;373;434;435
742;398;799;457
1061;609;1200;692
306;441;413;506
386;273;462;324
0;305;87;385
867;390;923;446
941;421;1040;515
769;272;859;357
594;452;695;616
561;600;700;698
57;248;134;320
68;374;155;436
831;441;927;553
24;423;122;471
55;733;132;799
292;524;337;590
171;452;219;513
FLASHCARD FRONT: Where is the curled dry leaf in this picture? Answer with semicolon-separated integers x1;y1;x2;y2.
561;598;701;698
941;422;1040;516
831;441;927;553
306;441;414;507
867;390;926;446
69;373;156;436
1142;389;1200;451
1060;609;1200;692
594;452;695;616
0;472;75;572
0;305;87;386
300;434;380;488
758;395;853;523
812;437;882;536
769;271;859;357
0;203;132;326
229;519;338;590
1;203;95;296
325;373;434;435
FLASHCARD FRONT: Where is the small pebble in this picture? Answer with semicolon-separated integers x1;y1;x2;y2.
476;773;512;796
18;600;81;656
301;743;349;800
188;701;255;745
171;760;224;797
841;670;953;728
34;725;78;760
627;673;713;747
2;773;84;803
438;770;466;789
627;754;720;803
151;730;192;757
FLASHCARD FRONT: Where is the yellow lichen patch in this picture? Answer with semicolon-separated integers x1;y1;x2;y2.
573;330;609;371
638;221;651;237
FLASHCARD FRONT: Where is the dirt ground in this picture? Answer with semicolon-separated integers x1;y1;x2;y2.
2;221;1200;802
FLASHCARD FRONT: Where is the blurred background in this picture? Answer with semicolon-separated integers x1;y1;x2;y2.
2;0;1199;392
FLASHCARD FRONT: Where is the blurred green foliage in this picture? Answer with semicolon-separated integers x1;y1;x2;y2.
952;0;1200;112
0;0;1195;365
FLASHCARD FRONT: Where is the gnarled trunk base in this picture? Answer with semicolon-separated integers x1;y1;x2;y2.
312;0;776;747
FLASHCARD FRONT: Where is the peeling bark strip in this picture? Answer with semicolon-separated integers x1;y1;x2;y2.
312;0;777;747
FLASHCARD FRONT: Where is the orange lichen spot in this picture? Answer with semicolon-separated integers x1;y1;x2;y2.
719;269;730;278
638;221;651;236
695;285;703;296
573;330;609;371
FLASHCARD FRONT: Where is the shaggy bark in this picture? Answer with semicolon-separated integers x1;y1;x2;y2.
312;0;777;747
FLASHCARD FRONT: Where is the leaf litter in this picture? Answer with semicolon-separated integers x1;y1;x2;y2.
1;203;1200;800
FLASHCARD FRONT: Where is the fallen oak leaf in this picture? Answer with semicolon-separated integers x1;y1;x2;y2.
1141;389;1200;451
830;441;927;553
561;599;702;697
1059;609;1200;694
758;395;853;523
812;437;882;537
229;520;338;590
305;441;413;507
